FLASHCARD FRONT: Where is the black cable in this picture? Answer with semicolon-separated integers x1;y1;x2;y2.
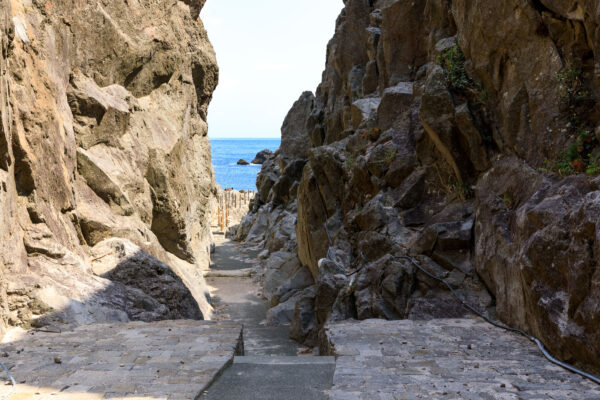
390;255;600;386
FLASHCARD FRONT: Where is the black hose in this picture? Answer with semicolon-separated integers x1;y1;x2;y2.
391;255;600;386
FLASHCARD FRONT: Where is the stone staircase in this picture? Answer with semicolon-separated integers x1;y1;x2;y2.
200;233;336;399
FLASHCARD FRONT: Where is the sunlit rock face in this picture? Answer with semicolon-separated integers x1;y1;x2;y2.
240;0;600;373
0;0;218;332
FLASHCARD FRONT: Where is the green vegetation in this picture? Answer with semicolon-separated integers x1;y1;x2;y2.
502;191;515;210
383;148;397;164
438;43;488;108
345;154;356;171
543;66;599;177
438;44;474;91
544;130;600;176
556;67;591;125
450;181;473;201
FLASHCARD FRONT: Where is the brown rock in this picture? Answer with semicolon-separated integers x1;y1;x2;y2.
0;0;217;330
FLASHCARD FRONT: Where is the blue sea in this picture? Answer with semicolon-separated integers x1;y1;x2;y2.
210;139;281;191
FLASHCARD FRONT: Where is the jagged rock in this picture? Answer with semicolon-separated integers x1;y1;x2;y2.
256;155;281;204
366;141;398;178
377;83;414;130
266;291;302;326
238;0;600;374
265;209;297;253
263;252;301;303
390;168;427;209
351;97;380;129
475;158;600;372
280;92;315;160
271;159;307;206
419;65;462;183
237;159;250;165
454;104;489;172
290;285;318;346
252;149;274;165
271;266;314;307
0;0;217;331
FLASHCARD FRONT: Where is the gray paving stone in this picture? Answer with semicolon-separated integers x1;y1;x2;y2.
325;319;600;400
0;320;242;399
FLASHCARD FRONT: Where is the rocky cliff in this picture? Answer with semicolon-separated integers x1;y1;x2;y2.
238;0;600;373
0;0;217;332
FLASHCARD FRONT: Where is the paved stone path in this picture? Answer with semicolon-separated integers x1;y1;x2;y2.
205;233;300;356
2;232;597;399
324;319;600;400
0;320;242;400
199;234;335;399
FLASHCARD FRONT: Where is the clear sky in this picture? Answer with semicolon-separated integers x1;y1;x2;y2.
201;0;344;139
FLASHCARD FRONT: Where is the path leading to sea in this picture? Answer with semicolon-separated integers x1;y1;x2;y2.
0;233;598;399
198;232;335;400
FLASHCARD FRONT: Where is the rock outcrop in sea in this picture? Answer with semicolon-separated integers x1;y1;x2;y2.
0;0;217;332
252;149;274;165
236;0;600;373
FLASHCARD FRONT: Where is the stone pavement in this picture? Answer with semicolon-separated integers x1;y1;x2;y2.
199;235;335;399
200;356;335;400
324;318;600;400
0;320;242;400
206;233;300;356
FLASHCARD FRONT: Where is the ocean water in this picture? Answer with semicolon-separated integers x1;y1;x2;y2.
210;138;281;191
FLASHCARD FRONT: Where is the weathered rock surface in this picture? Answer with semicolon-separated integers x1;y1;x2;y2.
239;0;600;374
0;0;218;332
252;149;274;165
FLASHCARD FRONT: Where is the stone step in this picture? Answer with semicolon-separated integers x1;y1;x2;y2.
203;268;253;278
234;355;335;365
242;326;300;356
199;356;335;400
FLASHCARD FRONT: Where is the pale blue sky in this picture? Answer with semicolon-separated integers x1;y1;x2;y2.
201;0;343;139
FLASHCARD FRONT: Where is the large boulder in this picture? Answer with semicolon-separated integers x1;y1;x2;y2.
90;238;203;320
280;92;315;160
475;158;600;372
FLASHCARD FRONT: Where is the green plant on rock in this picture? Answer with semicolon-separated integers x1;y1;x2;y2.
383;148;397;164
555;67;592;126
345;154;356;171
502;191;515;210
544;130;600;176
444;180;472;201
438;44;475;91
545;155;575;176
586;154;600;176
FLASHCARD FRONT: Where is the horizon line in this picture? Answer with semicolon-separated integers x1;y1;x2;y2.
208;137;281;140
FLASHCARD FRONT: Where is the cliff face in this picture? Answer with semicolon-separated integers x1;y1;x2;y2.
239;0;600;373
0;0;217;332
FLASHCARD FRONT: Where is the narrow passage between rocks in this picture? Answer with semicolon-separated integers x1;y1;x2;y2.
198;232;335;399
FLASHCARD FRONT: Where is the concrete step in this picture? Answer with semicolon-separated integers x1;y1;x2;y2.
243;326;300;356
199;356;335;400
203;268;253;278
234;355;335;365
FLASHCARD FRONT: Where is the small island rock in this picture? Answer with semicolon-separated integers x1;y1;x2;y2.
252;149;274;164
